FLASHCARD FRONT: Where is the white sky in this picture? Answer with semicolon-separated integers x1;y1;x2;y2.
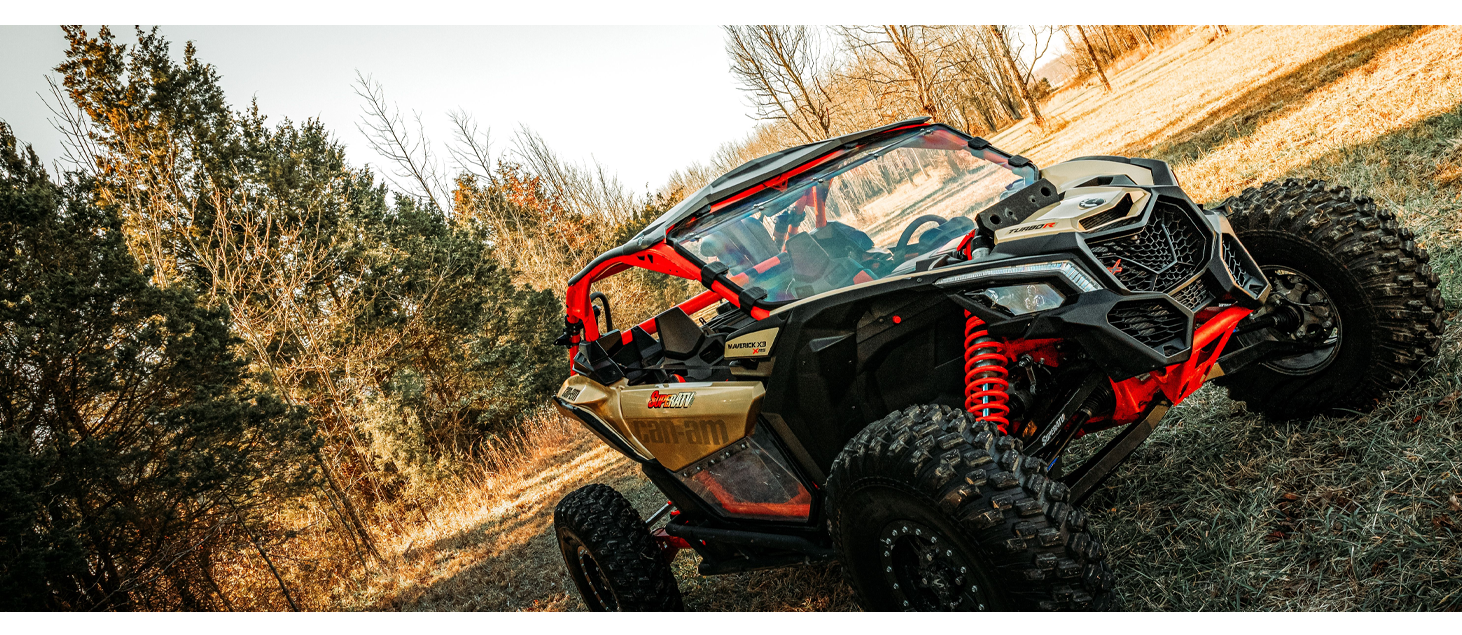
4;7;1451;195
0;25;758;194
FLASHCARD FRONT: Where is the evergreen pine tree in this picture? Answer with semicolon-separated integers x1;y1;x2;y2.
0;123;316;610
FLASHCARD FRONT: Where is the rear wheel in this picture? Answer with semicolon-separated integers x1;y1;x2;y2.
554;484;683;611
827;404;1114;611
1217;179;1444;419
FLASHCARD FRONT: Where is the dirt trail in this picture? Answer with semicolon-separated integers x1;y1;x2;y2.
343;425;855;611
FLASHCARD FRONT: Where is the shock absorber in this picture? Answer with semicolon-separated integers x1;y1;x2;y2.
963;310;1011;433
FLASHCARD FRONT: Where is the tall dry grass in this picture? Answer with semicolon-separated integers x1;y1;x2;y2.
206;407;591;611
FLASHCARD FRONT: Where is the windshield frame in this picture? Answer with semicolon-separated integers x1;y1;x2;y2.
663;123;1037;309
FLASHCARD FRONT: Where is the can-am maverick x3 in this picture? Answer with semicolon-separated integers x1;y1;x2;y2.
548;118;1445;611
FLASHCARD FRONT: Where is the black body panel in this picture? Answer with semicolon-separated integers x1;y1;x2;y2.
754;183;1268;481
760;286;970;474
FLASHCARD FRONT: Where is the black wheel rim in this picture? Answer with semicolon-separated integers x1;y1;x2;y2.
1260;266;1343;374
878;520;995;611
572;541;619;611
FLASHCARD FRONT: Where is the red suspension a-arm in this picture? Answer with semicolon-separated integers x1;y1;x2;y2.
1106;305;1253;424
961;305;1254;432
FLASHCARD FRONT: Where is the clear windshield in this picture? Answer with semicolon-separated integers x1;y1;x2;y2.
670;127;1035;303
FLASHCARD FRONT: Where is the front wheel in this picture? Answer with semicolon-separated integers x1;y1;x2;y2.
827;405;1114;611
1217;179;1445;419
554;484;683;611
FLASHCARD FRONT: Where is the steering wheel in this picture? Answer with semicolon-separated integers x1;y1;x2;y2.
893;215;948;258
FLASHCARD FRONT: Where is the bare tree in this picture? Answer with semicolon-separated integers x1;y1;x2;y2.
511;125;640;224
1137;25;1155;47
985;25;1045;126
44;76;105;178
353;72;450;213
446;109;494;180
937;26;1018;132
724;25;838;143
1073;25;1112;92
1002;25;1057;86
838;25;962;123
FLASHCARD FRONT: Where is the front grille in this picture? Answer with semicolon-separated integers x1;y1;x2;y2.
1080;204;1133;231
1170;281;1213;311
1223;235;1265;294
1088;199;1208;294
1108;299;1187;354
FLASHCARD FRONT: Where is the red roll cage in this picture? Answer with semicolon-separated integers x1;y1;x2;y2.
563;122;932;348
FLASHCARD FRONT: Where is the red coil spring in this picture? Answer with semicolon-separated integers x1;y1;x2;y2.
963;310;1011;432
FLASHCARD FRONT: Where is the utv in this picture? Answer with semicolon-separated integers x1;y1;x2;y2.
549;119;1445;611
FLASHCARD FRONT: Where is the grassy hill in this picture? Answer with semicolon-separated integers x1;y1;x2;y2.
341;25;1462;611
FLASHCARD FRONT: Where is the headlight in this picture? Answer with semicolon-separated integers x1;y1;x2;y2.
980;283;1066;315
935;260;1102;293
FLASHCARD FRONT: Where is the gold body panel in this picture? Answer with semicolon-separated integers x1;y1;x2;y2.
1039;159;1155;190
557;375;765;471
996;187;1149;243
992;157;1160;244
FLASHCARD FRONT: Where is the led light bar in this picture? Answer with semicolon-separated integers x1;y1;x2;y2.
934;260;1102;293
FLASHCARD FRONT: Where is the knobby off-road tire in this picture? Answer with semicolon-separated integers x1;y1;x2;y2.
553;484;683;611
1217;178;1445;419
827;404;1114;611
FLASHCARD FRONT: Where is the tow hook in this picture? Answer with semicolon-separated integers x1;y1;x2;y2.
647;502;690;563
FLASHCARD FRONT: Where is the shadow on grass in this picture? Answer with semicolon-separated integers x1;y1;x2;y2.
1218;100;1462;250
1122;26;1433;164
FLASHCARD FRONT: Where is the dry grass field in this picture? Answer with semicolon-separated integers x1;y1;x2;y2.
338;25;1462;611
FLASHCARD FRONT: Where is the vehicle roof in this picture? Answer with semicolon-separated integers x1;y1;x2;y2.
631;117;933;243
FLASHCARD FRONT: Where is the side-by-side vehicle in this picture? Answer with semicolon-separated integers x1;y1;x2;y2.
548;119;1445;611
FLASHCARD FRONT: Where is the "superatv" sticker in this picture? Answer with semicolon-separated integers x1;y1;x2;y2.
647;390;695;409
